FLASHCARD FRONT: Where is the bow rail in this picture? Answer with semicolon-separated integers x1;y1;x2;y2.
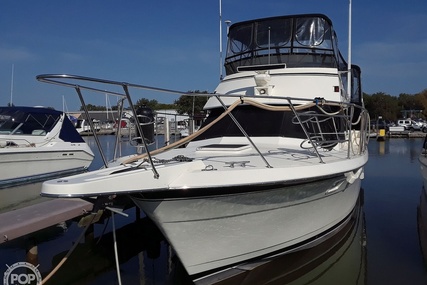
37;74;369;172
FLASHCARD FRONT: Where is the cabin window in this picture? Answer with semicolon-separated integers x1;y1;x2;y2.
228;24;253;55
351;66;362;104
295;17;329;47
224;15;340;75
255;18;292;48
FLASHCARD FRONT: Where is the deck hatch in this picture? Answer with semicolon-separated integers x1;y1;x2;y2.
196;144;250;151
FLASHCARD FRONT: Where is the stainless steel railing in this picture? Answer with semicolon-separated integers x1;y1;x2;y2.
37;74;370;172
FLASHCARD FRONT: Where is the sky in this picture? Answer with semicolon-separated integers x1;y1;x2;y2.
1;0;426;111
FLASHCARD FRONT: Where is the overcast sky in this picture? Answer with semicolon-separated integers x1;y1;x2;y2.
1;0;426;111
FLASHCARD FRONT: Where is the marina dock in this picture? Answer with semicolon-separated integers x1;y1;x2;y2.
388;130;426;138
0;198;93;244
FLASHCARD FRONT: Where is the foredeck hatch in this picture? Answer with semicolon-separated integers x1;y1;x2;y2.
197;144;250;151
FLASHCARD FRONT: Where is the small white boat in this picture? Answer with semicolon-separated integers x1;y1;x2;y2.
75;118;101;135
0;106;94;187
37;13;369;278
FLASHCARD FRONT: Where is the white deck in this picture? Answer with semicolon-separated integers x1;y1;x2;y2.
41;136;367;197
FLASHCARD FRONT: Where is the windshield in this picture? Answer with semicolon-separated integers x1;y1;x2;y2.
0;107;60;135
225;14;346;74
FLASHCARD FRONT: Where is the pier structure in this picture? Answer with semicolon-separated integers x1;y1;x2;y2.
0;199;93;245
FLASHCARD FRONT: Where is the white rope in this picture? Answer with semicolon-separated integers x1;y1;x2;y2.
41;213;96;284
111;212;123;285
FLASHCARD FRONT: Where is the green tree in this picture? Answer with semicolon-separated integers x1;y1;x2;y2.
156;103;177;109
415;89;427;118
80;104;106;111
80;98;177;112
134;98;159;110
174;90;209;116
398;93;423;111
364;92;399;121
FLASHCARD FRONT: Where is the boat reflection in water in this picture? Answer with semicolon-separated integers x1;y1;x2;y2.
417;186;427;269
419;136;427;191
36;190;366;285
43;217;169;285
418;137;427;265
0;182;47;213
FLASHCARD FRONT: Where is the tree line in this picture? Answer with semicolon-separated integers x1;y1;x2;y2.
80;90;209;118
79;88;427;123
364;89;427;122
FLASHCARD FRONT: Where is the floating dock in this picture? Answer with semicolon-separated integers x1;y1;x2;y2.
0;199;93;244
388;131;426;138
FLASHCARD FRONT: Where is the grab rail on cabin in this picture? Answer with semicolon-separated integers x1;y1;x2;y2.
291;109;351;162
36;74;369;169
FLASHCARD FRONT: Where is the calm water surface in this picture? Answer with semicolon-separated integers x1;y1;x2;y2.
1;136;427;284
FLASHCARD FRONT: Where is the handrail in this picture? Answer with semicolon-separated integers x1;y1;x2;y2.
214;95;273;168
75;85;108;167
112;98;126;161
36;74;369;168
37;74;160;178
36;74;192;98
287;100;325;163
121;98;368;165
36;74;354;107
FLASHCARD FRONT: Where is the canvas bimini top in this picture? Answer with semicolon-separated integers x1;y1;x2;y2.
224;14;348;75
0;106;84;143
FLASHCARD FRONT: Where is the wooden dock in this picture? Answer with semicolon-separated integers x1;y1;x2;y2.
0;199;93;244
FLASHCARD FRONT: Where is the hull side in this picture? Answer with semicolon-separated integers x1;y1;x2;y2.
132;175;362;276
0;149;93;187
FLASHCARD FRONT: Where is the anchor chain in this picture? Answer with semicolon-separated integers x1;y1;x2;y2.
137;154;193;167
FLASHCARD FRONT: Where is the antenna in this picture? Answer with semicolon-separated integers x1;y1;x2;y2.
219;0;223;80
10;64;14;106
268;27;271;65
347;0;352;99
225;20;231;33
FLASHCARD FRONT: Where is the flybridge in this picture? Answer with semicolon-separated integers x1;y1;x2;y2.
224;14;348;75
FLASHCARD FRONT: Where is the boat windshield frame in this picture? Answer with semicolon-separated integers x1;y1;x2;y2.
0;106;85;143
0;107;61;135
225;14;347;75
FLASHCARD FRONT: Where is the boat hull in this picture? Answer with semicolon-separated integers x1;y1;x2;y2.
0;149;93;187
131;175;362;276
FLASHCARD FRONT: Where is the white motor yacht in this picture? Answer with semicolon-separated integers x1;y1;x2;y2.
37;13;369;278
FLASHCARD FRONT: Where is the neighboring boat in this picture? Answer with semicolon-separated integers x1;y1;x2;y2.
37;13;369;277
114;117;136;137
75;118;101;135
179;127;190;138
0;106;94;187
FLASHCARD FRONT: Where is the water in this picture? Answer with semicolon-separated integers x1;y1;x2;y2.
1;136;427;284
364;139;427;284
